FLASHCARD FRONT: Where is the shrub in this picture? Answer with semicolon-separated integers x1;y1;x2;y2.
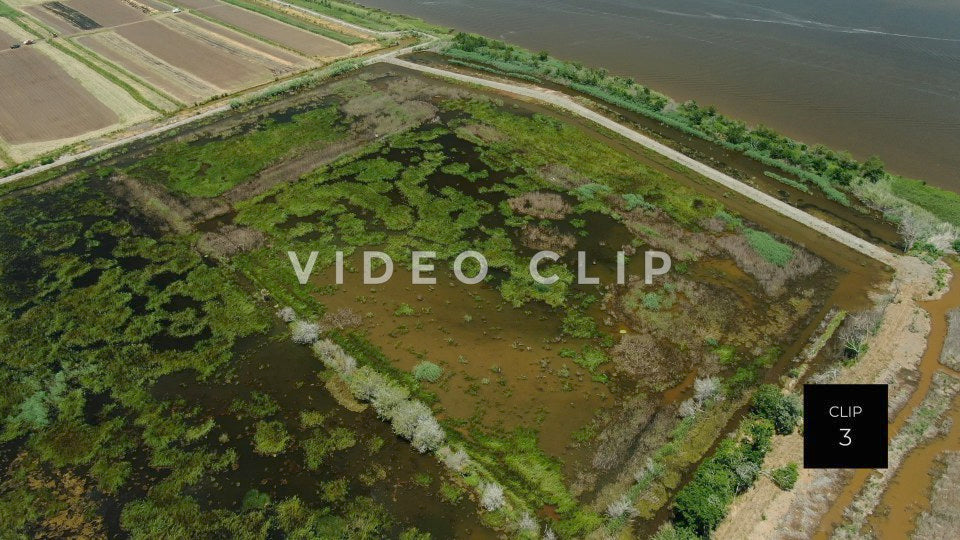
561;310;597;338
606;495;636;519
313;339;358;375
750;385;802;435
253;420;291;455
411;416;445;453
771;463;799;490
371;383;410;420
394;303;416;316
241;489;270;511
277;306;296;322
390;400;432;439
346;366;389;401
290;320;319;344
412;361;443;383
438;446;471;471
480;482;506;511
516;512;539;534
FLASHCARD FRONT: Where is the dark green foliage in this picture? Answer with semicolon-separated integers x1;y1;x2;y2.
253;420;292;455
771;463;799;490
750;384;802;435
242;489;271;511
671;418;774;536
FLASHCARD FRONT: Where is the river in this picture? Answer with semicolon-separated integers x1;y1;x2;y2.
359;0;960;191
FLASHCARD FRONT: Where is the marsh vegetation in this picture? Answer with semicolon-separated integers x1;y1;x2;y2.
0;64;880;538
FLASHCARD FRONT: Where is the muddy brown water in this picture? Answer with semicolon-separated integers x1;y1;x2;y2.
152;321;493;538
815;263;960;538
363;0;960;190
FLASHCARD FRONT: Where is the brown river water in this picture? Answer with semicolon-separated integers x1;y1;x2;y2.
815;264;960;538
361;0;960;190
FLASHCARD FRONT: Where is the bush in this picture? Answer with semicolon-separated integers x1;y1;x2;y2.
480;482;506;511
750;385;802;435
771;463;799;490
390;400;432;439
290;320;319;344
241;489;270;511
253;420;291;455
411;415;445;453
672;418;774;536
412;361;443;383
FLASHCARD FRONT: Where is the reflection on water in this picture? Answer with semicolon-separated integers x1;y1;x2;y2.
361;0;960;190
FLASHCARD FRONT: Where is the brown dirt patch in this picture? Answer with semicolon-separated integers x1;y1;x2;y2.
114;18;289;93
23;5;80;35
0;47;116;144
65;0;146;27
76;31;215;104
199;2;351;57
178;12;309;67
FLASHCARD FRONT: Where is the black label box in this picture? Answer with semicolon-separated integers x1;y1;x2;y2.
803;384;888;469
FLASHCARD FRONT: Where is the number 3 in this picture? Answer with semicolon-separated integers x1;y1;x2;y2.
839;428;852;447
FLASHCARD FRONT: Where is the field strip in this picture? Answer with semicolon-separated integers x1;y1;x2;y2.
264;0;398;38
36;41;154;125
159;15;300;71
77;31;218;103
383;57;897;266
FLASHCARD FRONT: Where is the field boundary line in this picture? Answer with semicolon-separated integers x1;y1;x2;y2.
384;57;896;265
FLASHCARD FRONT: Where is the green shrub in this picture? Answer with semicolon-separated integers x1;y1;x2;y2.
771;463;799;490
412;361;443;383
241;489;271;511
253;420;291;455
394;303;416;316
750;385;802;435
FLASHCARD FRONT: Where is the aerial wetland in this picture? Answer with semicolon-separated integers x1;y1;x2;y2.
0;63;896;538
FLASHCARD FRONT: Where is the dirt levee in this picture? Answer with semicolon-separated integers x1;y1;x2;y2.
0;47;116;144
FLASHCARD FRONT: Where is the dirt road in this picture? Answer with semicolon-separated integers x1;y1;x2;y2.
383;57;896;266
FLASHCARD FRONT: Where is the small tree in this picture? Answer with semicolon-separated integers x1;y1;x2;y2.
411;416;445;453
749;385;801;435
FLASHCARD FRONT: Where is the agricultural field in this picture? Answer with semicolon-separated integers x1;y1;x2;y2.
173;0;354;57
0;64;889;538
0;0;373;171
